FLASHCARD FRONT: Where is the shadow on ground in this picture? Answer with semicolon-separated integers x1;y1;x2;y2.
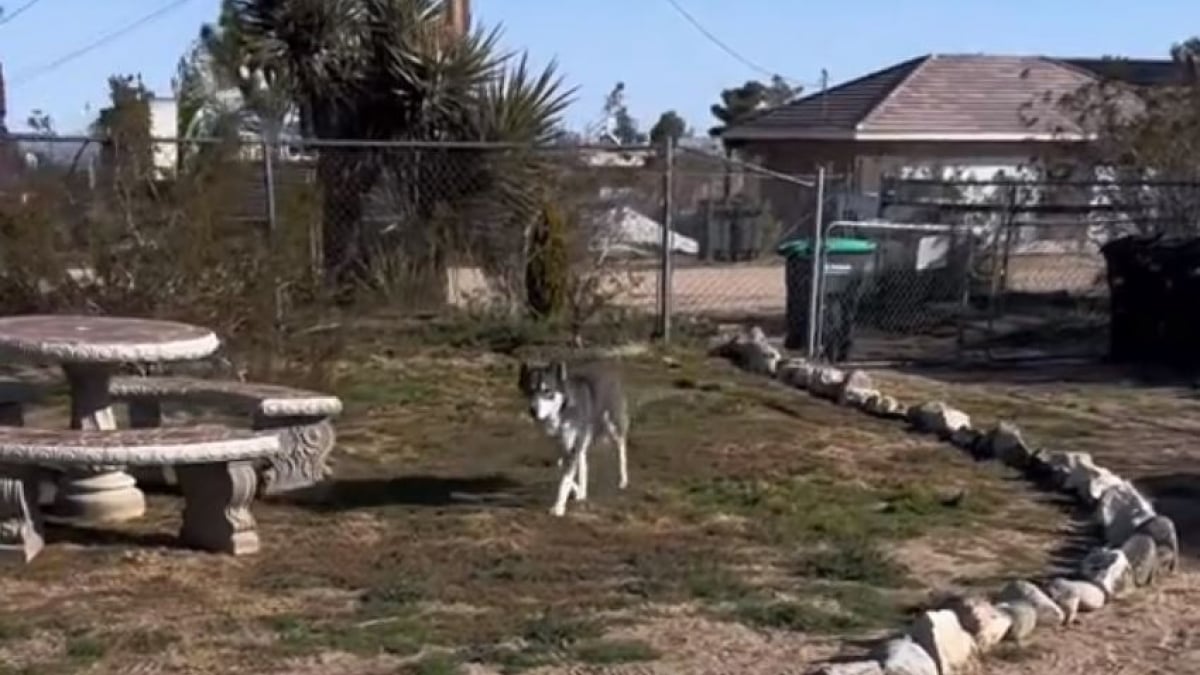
285;473;528;511
1136;473;1200;558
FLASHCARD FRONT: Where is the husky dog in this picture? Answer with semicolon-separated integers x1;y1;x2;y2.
518;360;630;517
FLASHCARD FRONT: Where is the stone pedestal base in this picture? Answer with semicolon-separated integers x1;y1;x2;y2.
49;364;146;522
177;461;260;555
48;468;146;523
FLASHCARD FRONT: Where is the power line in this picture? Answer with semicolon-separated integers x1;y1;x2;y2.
10;0;195;88
0;0;43;26
660;0;816;88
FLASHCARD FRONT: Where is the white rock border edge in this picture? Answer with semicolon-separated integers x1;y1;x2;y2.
710;328;1181;675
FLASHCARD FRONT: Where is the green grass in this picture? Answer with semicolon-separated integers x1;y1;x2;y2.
794;538;913;587
267;613;427;658
573;638;660;665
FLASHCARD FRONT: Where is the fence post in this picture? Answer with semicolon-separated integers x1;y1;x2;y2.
656;136;675;342
261;136;283;329
806;165;827;359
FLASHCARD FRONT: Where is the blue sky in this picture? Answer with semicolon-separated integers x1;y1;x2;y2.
0;0;1194;136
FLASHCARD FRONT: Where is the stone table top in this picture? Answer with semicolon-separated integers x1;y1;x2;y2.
0;315;220;365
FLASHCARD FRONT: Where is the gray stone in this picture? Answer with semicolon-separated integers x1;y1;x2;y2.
809;366;847;399
1080;548;1135;600
987;421;1034;467
1137;515;1180;575
943;596;1011;652
874;635;937;675
1063;457;1123;505
995;601;1037;644
1040;578;1081;624
775;358;807;384
908;401;971;437
909;610;977;675
1120;533;1158;587
838;369;875;405
878;395;906;418
1044;578;1106;613
816;662;884;675
949;428;984;454
1045;451;1090;488
996;580;1065;626
1096;481;1156;545
711;326;780;375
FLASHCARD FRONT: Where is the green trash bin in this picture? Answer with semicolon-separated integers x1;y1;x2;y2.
778;237;877;360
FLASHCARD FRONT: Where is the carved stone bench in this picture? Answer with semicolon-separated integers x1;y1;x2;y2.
109;377;342;496
0;425;281;563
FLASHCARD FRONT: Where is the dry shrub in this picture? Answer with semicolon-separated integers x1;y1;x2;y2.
0;141;335;381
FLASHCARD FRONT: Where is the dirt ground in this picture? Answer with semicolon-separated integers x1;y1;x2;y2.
0;337;1191;674
874;363;1200;675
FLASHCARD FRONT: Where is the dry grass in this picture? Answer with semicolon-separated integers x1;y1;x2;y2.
0;328;1074;674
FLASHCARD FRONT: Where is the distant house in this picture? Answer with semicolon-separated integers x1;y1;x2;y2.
721;54;1184;228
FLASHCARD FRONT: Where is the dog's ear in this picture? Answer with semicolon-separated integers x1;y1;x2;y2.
518;362;532;390
552;361;568;384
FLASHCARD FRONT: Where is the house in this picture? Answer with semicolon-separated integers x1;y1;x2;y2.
720;54;1183;228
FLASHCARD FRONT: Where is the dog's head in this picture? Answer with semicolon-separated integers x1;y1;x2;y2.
518;361;568;422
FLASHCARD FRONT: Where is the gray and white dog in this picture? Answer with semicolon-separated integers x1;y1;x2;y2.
518;360;630;516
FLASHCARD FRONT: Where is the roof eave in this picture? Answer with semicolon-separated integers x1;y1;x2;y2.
720;128;1090;143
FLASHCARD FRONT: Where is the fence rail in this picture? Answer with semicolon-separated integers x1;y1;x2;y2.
2;134;1191;366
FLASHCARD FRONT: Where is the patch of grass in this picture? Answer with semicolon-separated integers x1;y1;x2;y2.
520;612;603;651
266;613;427;658
64;633;107;663
679;475;994;544
0;617;32;642
795;538;913;587
118;628;178;654
572;638;660;665
729;583;901;635
401;653;464;675
684;562;756;602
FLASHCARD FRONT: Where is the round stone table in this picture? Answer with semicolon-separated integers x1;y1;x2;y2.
0;315;220;522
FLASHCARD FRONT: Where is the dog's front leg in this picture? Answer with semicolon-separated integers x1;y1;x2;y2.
551;450;581;517
575;433;592;502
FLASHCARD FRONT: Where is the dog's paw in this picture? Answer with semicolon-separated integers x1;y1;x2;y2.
549;504;567;517
618;479;629;490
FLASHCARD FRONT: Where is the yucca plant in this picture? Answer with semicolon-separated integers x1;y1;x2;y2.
204;0;576;299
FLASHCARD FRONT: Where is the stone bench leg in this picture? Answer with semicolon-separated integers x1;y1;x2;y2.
127;398;178;489
176;461;260;556
0;464;44;564
254;415;336;496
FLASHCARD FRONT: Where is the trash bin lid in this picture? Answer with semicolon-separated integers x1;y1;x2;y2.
777;237;877;258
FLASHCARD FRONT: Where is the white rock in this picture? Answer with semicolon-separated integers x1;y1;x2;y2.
908;401;971;437
1045;577;1106;613
1080;548;1135;600
994;601;1037;644
996;580;1065;626
909;610;977;675
838;369;875;404
878;395;906;417
1040;579;1081;624
944;596;1012;652
809;366;846;399
874;635;937;675
711;326;781;375
1096;480;1156;545
816;662;885;675
1064;459;1123;504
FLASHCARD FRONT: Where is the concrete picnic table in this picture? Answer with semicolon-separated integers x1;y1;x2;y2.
0;315;219;523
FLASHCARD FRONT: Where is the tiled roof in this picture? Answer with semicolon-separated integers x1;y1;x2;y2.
723;53;1179;141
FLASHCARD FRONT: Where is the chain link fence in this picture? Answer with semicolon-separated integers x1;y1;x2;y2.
5;134;1187;367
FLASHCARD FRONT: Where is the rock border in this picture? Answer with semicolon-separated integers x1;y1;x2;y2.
710;328;1180;675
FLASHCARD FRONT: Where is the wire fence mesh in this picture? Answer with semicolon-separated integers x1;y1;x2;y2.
2;134;1192;367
